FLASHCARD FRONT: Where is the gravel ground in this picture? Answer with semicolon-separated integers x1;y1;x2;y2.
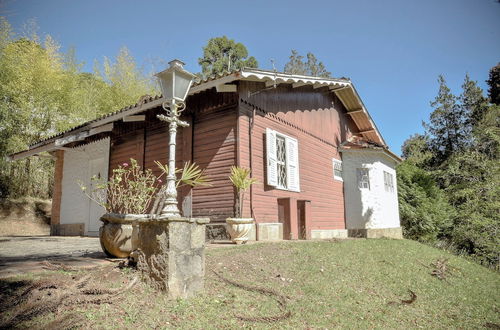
0;236;102;260
0;236;108;278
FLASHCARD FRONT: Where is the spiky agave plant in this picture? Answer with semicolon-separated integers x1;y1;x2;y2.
229;166;258;218
150;161;212;216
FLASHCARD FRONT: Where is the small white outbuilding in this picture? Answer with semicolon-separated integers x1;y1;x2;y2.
340;137;402;239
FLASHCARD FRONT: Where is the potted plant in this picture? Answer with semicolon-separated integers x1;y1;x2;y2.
226;166;258;244
80;159;210;258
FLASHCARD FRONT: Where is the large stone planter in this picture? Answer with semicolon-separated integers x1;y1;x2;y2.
99;213;151;258
133;216;210;298
226;217;254;244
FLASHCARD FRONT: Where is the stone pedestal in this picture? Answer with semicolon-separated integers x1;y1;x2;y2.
132;216;209;299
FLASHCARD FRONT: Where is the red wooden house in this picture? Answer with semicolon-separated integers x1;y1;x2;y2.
10;69;402;240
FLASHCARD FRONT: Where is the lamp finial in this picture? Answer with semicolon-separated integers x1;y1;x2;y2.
168;59;185;69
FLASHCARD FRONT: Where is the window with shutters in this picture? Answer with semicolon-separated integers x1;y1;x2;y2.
357;168;370;189
266;128;300;192
333;159;343;181
384;171;394;193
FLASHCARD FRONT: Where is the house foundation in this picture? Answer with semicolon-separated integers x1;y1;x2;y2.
310;229;348;239
348;227;403;239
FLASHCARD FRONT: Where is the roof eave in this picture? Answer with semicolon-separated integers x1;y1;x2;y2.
339;146;402;164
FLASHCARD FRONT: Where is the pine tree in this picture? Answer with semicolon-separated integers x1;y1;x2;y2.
425;75;468;163
459;74;488;133
198;36;258;78
486;63;500;105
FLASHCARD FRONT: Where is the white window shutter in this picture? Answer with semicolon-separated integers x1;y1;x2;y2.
286;137;300;192
266;128;278;187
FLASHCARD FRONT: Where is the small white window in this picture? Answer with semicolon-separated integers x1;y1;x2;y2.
384;171;394;193
333;159;343;181
357;168;370;189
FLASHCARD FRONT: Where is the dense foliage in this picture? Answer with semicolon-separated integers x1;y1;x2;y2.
0;17;157;198
197;36;258;78
398;66;500;268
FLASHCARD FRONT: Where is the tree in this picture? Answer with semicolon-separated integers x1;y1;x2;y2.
95;47;157;113
397;162;454;242
0;27;67;197
425;75;468;164
438;151;500;266
401;133;432;167
459;74;488;132
0;17;158;198
398;70;500;268
198;36;258;78
283;50;331;78
486;63;500;105
283;50;306;75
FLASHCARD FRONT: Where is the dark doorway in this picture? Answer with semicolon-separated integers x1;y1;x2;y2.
297;201;306;240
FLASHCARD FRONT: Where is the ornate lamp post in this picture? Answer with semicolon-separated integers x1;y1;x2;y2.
155;59;196;217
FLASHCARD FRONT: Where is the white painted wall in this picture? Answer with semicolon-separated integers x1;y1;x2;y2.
60;138;110;236
341;150;400;230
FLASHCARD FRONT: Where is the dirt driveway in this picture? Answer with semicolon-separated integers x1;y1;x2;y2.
0;236;110;278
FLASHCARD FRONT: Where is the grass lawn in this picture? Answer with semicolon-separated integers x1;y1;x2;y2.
1;239;499;329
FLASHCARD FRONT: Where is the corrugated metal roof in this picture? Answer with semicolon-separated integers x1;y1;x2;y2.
29;95;163;149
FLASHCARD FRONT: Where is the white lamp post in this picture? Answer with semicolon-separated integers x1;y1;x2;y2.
155;59;196;217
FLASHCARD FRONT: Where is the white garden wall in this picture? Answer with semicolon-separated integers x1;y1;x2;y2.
341;149;400;230
60;138;110;236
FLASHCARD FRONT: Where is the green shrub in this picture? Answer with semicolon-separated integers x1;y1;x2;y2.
397;162;454;242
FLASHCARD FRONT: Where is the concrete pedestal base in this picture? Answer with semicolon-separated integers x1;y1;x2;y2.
348;227;403;239
133;216;209;299
257;223;283;241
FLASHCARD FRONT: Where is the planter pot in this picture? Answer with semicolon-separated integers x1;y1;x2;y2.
99;213;150;258
225;218;254;244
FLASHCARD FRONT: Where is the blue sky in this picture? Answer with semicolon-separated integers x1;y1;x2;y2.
2;0;499;153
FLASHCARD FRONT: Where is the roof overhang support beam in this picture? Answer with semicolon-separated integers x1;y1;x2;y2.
265;79;277;88
89;123;113;135
313;83;327;89
7;142;57;161
55;131;89;147
215;84;237;92
123;115;145;122
346;108;364;115
359;128;375;134
292;82;308;88
329;85;350;92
